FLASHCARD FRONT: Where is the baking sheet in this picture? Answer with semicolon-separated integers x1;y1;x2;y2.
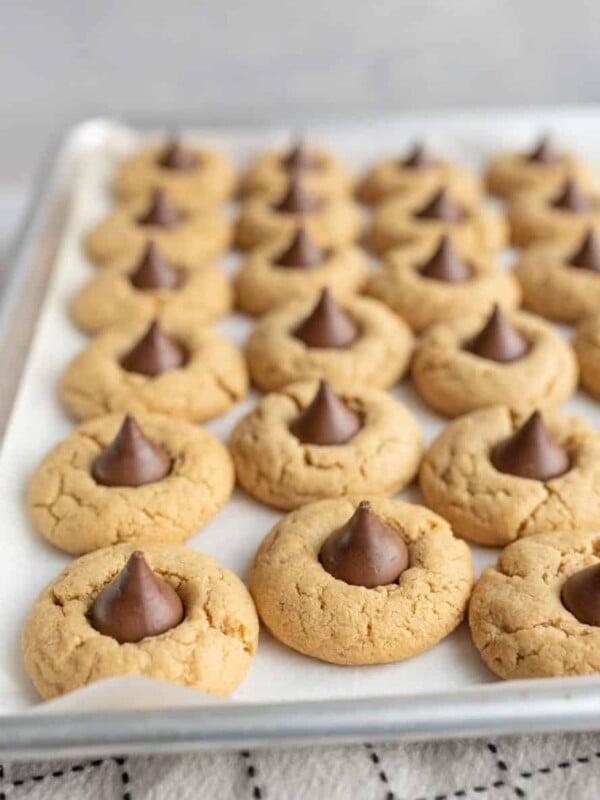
2;110;600;735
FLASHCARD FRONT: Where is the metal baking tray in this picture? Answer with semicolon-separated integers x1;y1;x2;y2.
3;111;600;760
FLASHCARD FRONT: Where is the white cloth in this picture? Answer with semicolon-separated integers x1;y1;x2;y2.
3;732;600;799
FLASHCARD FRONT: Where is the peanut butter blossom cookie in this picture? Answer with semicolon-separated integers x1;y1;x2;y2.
420;406;600;546
412;305;578;416
515;228;600;322
573;312;600;399
85;188;230;266
230;379;422;510
507;179;600;246
113;137;237;210
246;288;413;391
234;225;367;315
470;530;600;679
61;318;248;422
28;413;234;554
71;241;232;333
250;497;473;664
22;544;259;699
240;141;354;198
367;235;520;332
235;175;362;250
485;136;595;200
359;142;481;206
368;187;507;255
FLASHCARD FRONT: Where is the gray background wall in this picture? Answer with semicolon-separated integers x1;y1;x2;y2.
2;0;600;182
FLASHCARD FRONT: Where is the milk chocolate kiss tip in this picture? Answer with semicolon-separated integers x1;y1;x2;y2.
129;242;181;290
415;188;464;223
290;379;361;445
282;142;318;171
137;189;182;228
552;179;593;213
89;551;184;644
465;304;529;363
274;226;324;268
293;288;359;348
92;415;172;487
403;142;432;170
562;563;600;627
569;228;600;272
120;319;187;377
274;178;321;214
320;500;409;588
158;138;197;171
527;136;559;165
419;235;471;282
491;410;570;481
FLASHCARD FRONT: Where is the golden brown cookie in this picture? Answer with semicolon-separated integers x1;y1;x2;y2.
61;318;248;422
485;137;595;200
250;496;473;665
235;178;362;250
234;227;367;315
230;380;422;510
412;307;577;416
470;530;600;679
28;412;234;554
507;180;600;246
22;542;258;699
515;232;600;322
368;188;507;255
366;237;520;332
85;189;230;266
359;143;481;205
573;313;600;399
419;405;600;546
70;246;232;334
240;143;353;198
113;139;237;210
246;292;413;391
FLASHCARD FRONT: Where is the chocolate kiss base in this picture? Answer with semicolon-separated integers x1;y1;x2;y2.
551;180;593;213
120;320;187;377
274;227;324;268
129;242;181;290
274;179;321;214
419;235;472;283
569;229;600;272
293;288;359;349
490;411;570;481
92;415;173;487
137;189;182;228
282;143;318;171
89;551;184;644
320;500;409;588
562;563;600;627
158;139;198;171
415;188;465;223
290;380;361;445
464;305;529;363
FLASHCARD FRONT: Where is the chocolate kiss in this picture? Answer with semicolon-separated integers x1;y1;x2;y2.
551;179;593;213
491;411;570;481
293;288;359;348
129;242;181;290
92;415;172;487
419;235;472;282
274;226;324;268
527;136;558;166
290;379;361;445
120;320;187;377
562;564;600;627
569;228;600;272
274;177;321;214
464;305;529;363
89;551;184;643
403;142;432;170
282;143;317;171
415;188;465;223
137;189;182;228
320;500;409;588
158;138;197;170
